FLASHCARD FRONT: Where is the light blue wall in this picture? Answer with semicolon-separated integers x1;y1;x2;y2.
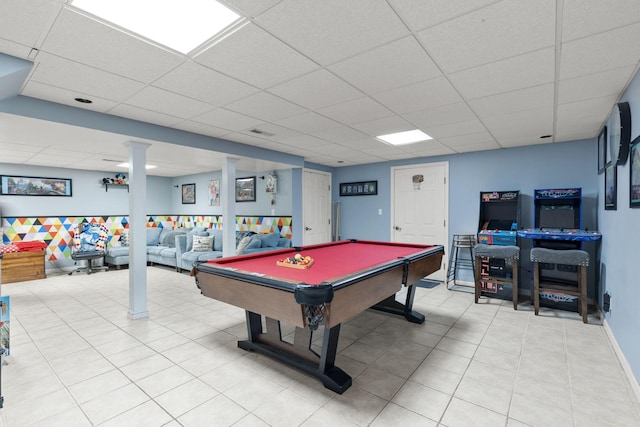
599;69;640;383
0;163;171;215
333;138;596;243
169;168;293;217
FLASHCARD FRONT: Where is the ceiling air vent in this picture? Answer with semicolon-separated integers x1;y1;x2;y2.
249;128;275;137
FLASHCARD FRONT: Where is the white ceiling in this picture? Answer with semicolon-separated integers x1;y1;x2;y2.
1;0;640;176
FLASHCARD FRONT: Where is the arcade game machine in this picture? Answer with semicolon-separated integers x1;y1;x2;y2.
518;188;601;309
476;191;520;300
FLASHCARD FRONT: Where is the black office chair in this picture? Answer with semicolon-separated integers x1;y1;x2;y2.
69;222;109;275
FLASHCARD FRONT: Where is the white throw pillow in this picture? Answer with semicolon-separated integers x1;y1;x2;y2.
191;235;214;252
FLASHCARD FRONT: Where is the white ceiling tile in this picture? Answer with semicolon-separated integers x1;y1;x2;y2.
483;107;553;137
328;36;442;94
389;0;502;32
279;135;333;150
419;0;555;73
108;104;184;127
0;0;62;48
405;141;456;156
402;102;477;129
21;81;119;113
557;96;618;123
562;0;640;42
123;86;214;119
225;91;306;122
450;48;555;100
497;135;550;148
194;23;317;88
439;131;497;147
172;121;233;139
560;23;640;80
41;8;184;82
30;53;145;102
191;108;264;132
311;126;370;144
558;67;636;105
373;77;462;114
316;97;394;125
153;61;259;106
453;141;502;153
274;112;342;134
467;84;554;118
426;119;487;139
256;0;409;65
351;116;415;137
221;0;283;17
0;39;33;59
268;69;362;110
239;123;301;140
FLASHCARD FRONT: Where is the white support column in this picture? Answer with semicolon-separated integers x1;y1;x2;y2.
221;158;237;257
124;141;151;320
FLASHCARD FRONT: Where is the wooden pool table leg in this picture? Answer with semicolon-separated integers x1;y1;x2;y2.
371;284;425;324
238;311;352;394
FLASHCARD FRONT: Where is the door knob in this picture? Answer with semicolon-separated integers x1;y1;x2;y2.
394;226;402;231
305;227;312;231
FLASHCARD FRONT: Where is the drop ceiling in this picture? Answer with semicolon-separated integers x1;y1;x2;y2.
1;0;639;176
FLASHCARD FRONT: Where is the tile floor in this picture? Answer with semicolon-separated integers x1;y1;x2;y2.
0;267;639;426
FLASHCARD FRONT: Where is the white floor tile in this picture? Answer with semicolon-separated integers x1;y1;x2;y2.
1;269;638;426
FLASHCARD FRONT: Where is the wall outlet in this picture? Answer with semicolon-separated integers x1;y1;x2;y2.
603;292;611;312
378;209;382;215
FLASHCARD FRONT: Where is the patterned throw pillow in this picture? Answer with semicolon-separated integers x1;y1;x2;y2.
191;235;214;252
120;230;129;247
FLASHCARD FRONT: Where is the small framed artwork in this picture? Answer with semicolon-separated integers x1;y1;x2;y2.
1;175;72;196
182;183;196;204
208;179;220;206
604;164;617;210
630;135;640;208
339;181;378;196
236;176;256;202
597;126;607;174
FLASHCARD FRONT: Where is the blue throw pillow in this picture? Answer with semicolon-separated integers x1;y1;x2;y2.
245;237;262;250
146;228;163;246
257;233;280;248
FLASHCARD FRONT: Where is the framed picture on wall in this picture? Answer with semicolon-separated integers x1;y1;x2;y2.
630;135;640;208
236;177;256;202
597;126;607;174
339;181;378;196
182;183;196;204
604;164;617;210
0;175;72;196
208;179;220;206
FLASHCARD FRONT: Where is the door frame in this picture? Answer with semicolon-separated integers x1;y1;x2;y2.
390;161;449;277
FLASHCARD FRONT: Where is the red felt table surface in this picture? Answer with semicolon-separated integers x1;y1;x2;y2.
205;240;435;284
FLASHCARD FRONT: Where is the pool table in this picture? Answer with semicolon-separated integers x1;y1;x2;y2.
193;239;444;394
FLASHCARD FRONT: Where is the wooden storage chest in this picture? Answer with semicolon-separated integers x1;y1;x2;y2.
1;250;46;284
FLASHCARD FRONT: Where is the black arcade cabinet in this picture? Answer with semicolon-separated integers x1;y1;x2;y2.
476;191;520;299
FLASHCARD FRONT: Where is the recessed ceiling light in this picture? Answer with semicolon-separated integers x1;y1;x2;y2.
117;162;157;170
71;0;242;54
377;129;432;146
74;97;92;104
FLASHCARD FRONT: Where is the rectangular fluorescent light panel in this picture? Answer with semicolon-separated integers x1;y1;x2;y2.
117;163;157;170
72;0;241;54
377;129;433;146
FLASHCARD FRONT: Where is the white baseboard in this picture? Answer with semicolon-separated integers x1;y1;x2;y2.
603;318;640;406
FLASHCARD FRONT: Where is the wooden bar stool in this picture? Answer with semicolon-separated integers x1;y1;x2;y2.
530;248;589;323
473;244;520;309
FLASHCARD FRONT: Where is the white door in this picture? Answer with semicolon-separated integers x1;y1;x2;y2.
303;169;332;245
391;162;448;281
